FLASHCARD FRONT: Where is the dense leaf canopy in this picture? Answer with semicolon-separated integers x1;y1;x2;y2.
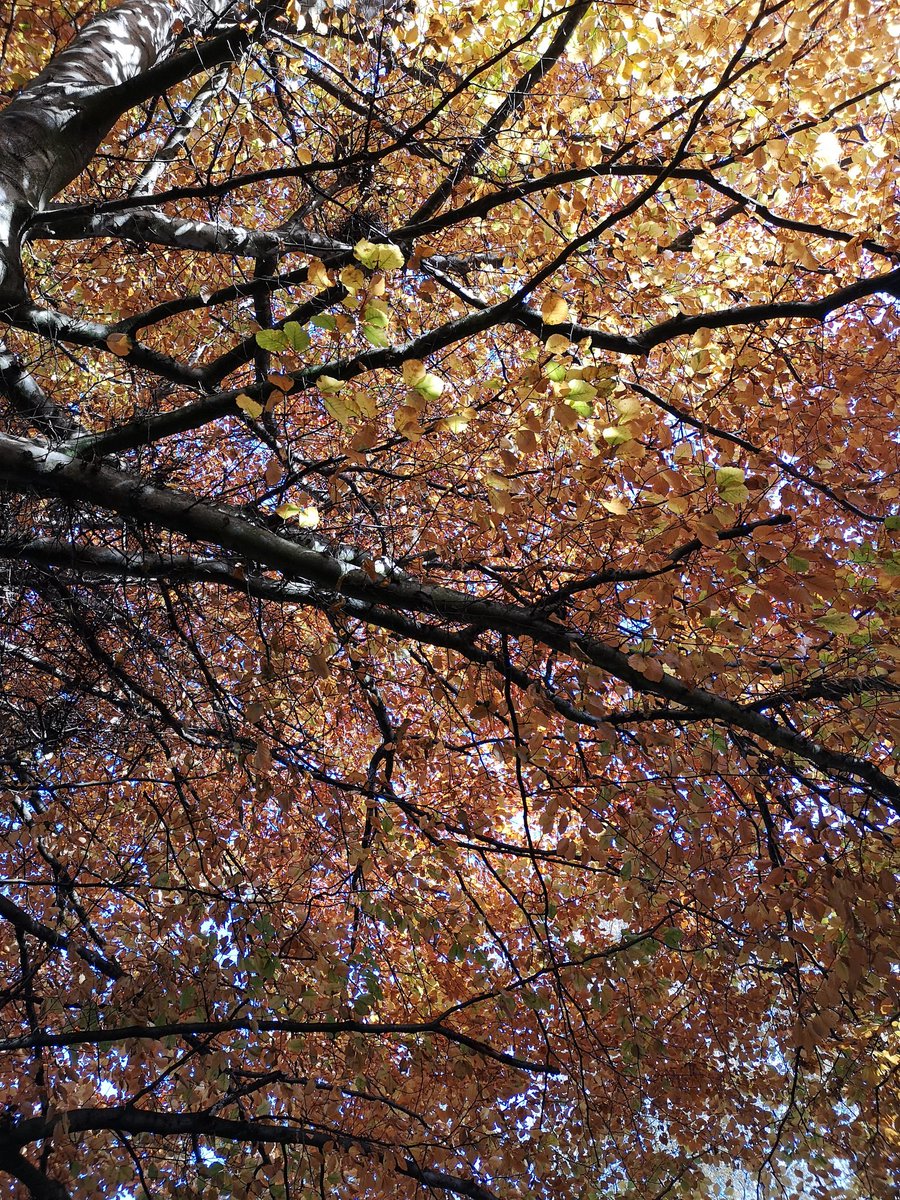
0;1;899;1197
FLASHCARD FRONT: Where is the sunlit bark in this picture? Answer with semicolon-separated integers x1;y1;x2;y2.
0;0;236;303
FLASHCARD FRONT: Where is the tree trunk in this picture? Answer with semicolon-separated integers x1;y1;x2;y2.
0;0;235;306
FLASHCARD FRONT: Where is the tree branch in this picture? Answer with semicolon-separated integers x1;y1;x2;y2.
1;1108;501;1200
1;432;898;807
0;893;124;981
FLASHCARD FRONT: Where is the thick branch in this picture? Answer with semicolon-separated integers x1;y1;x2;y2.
0;341;79;440
1;432;898;807
1;1108;500;1200
0;1014;554;1076
70;262;900;458
0;0;245;304
32;209;351;260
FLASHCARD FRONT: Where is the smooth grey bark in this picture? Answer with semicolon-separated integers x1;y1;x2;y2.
129;61;230;196
0;0;237;305
34;207;353;258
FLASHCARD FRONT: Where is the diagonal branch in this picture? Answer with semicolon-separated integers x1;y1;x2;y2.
0;893;124;981
69;261;900;458
409;0;591;225
129;63;230;197
1;432;898;807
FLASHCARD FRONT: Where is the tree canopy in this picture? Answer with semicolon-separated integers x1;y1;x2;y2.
0;0;899;1197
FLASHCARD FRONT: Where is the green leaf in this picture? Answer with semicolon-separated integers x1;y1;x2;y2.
310;313;336;330
414;373;445;401
602;425;633;446
818;611;858;635
716;466;745;488
566;377;597;402
361;323;391;348
363;300;391;328
282;321;310;353
716;465;750;504
708;730;728;754
235;393;263;419
885;515;900;531
324;394;356;426
255;328;288;352
361;299;392;347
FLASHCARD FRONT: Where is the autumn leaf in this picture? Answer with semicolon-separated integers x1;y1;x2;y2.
236;393;264;418
106;332;133;356
275;502;320;528
402;359;427;386
541;293;570;325
316;374;345;394
353;239;405;271
339;264;366;294
2;2;899;1197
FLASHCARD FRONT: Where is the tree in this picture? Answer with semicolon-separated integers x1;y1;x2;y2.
0;0;898;1195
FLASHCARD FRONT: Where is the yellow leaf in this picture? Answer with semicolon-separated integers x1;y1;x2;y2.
276;503;320;528
316;375;345;395
602;425;633;446
236;393;264;419
307;258;332;289
441;408;474;433
354;240;405;271
613;394;641;421
415;373;445;400
813;131;843;169
309;650;331;678
353;390;377;419
394;405;422;441
541;294;570;325
483;470;510;492
324;394;356;427
339;265;365;294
